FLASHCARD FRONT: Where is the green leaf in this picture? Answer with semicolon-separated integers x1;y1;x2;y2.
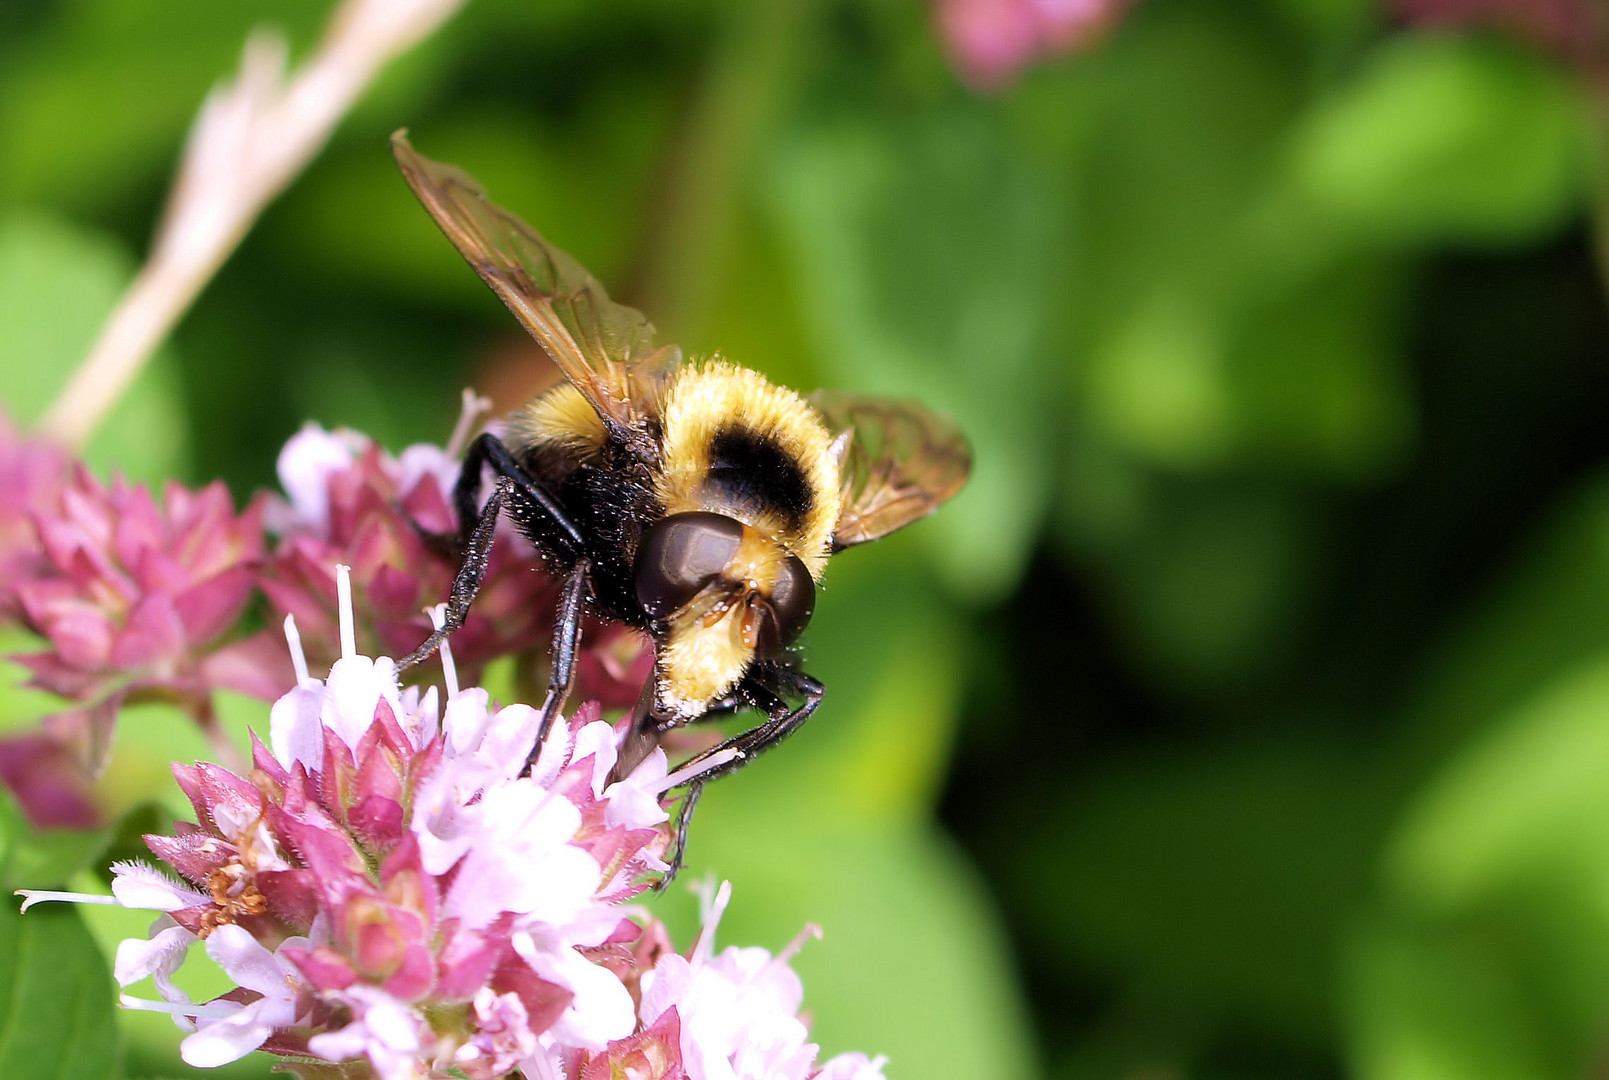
1291;33;1586;247
0;898;123;1079
1346;655;1609;1080
1387;658;1609;920
1001;738;1385;1043
0;212;188;483
8;826;110;893
1071;4;1415;477
766;105;1060;603
1345;919;1554;1080
0;0;327;211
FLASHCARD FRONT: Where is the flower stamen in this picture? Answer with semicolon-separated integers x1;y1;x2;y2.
284;613;311;687
336;563;357;660
429;603;459;698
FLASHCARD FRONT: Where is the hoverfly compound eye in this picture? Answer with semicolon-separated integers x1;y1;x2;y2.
635;512;745;619
768;554;816;645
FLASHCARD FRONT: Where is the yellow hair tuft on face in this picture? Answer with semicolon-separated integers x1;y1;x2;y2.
655;362;840;578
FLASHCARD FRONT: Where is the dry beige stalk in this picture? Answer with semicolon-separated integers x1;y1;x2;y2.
39;0;468;448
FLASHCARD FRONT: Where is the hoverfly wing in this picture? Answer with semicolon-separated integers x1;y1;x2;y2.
392;131;681;431
810;391;971;549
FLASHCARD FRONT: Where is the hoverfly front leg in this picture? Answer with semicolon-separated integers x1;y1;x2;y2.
654;668;826;888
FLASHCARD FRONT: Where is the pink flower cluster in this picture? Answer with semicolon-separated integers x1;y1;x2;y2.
8;460;265;773
261;424;554;684
935;0;1132;90
0;403;652;822
19;571;885;1080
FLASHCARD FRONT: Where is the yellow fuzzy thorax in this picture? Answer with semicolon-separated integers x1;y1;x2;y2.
507;383;608;457
654;361;840;579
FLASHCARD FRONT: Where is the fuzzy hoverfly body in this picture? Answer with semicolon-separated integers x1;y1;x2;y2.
391;131;970;878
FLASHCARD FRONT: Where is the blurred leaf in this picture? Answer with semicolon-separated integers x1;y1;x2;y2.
97;701;224;825
0;211;188;482
0;0;326;211
0;627;66;736
1083;483;1317;692
8;824;110;893
1291;33;1585;248
1004;738;1384;1043
1074;4;1415;477
0;897;123;1079
767;106;1059;602
1345;657;1609;1080
1388;658;1609;921
1401;471;1609;769
1346;919;1553;1080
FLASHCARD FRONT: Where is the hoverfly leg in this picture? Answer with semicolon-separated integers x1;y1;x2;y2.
655;783;705;891
529;558;592;760
398;477;511;670
400;434;584;671
672;672;825;786
654;671;825;887
463;433;585;551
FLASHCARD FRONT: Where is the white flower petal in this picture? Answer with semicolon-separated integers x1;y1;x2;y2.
814;1053;890;1080
482;702;543;782
603;747;671;830
323;654;402;751
275;423;356;536
205;925;292;1000
443;687;494;755
573;720;618;797
516;940;634;1051
180;998;275;1068
525;709;575;789
307;1021;370;1062
639;953;692;1027
109;860;209;911
114;920;198;995
270;683;326;770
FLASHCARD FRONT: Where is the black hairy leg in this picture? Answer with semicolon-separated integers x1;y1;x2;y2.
398;434;584;671
653;668;826;888
455;433;584;555
527;558;593;763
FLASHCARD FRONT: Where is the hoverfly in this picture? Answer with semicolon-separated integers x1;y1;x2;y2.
391;132;970;877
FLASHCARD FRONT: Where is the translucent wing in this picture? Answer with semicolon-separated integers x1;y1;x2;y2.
811;392;972;549
392;131;681;432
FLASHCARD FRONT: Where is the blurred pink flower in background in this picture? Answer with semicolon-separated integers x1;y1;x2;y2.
1396;0;1608;67
8;463;265;773
0;411;71;622
936;0;1132;90
0;733;97;828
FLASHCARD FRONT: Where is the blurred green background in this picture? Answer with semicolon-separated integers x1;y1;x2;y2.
7;0;1609;1077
